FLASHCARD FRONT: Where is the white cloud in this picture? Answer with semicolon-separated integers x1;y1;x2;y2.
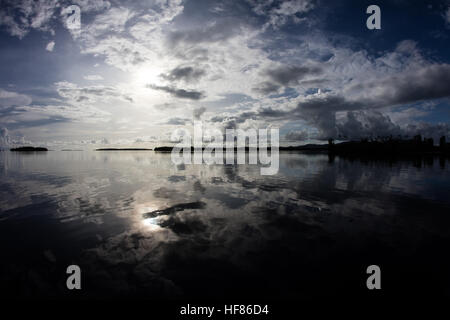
0;89;32;107
72;1;183;72
0;127;10;147
80;36;152;71
46;41;55;51
0;0;60;39
72;0;111;12
0;126;34;148
248;0;314;29
0;0;113;39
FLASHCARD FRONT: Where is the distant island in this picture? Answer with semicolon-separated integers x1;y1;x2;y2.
154;146;176;152
96;148;153;151
10;146;48;152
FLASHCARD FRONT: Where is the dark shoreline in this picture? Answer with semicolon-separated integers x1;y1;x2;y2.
96;148;153;151
153;136;450;157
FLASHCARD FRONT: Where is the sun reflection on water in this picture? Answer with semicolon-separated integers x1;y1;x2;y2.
141;217;162;230
136;203;164;231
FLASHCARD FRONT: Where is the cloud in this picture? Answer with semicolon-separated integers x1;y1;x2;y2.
403;122;450;141
284;130;308;141
0;89;32;107
249;60;450;140
167;19;242;47
227;60;450;139
335;110;450;142
0;127;10;146
164;117;191;125
161;66;206;83
193;106;206;119
253;82;281;95
248;0;314;28
84;75;104;81
0;0;59;39
2;104;110;129
336;111;401;140
294;67;450;137
72;0;111;13
0;0;110;39
82;6;133;38
74;1;183;71
269;0;314;26
67;6;153;71
56;81;133;103
0;127;32;147
266;65;322;86
46;41;55;52
254;65;322;94
80;36;149;71
346;64;450;107
147;85;205;100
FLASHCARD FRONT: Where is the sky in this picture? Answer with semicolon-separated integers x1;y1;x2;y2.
0;0;450;149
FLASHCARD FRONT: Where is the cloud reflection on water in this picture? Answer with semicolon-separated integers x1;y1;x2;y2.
0;151;450;299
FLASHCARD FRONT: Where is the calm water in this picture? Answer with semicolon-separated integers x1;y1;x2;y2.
1;151;450;300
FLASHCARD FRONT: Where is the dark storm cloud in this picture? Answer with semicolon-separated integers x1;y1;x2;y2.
266;65;323;86
254;65;323;94
293;64;450;117
336;111;402;140
336;111;450;141
161;66;206;83
349;64;450;106
148;85;205;100
244;63;450;139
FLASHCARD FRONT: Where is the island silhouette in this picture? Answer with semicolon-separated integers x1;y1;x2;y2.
10;146;48;152
96;148;153;151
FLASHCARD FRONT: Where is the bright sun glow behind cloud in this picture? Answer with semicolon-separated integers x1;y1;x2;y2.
133;65;164;86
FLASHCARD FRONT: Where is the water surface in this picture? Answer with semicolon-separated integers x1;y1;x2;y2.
1;151;449;300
